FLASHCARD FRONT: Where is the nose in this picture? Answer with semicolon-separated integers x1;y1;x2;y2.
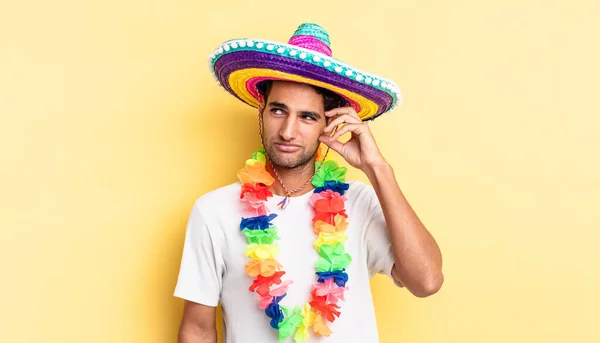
279;115;298;141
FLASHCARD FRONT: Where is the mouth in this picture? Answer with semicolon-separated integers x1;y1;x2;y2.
274;143;301;153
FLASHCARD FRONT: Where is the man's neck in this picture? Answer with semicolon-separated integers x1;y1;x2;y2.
266;159;316;197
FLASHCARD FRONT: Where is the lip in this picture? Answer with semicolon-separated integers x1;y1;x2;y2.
274;143;301;153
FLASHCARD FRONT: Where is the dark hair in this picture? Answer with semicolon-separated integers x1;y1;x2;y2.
257;80;348;112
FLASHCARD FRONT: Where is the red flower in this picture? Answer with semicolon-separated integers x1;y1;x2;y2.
249;271;285;296
312;197;347;225
309;289;341;322
309;190;345;206
241;183;273;201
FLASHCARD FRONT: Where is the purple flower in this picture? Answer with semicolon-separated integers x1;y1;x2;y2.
265;294;286;329
240;214;277;231
315;181;350;195
316;269;349;287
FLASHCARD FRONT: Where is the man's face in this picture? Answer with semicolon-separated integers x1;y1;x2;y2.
261;81;327;169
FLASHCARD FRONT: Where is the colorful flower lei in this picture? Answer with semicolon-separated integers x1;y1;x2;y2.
238;148;352;342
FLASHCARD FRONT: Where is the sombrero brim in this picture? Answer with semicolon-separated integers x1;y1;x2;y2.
209;38;402;121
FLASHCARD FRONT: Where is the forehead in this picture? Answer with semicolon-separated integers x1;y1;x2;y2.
267;81;324;111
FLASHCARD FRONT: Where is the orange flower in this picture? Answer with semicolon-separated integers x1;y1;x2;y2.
313;214;348;234
312;312;332;337
237;161;275;186
244;258;283;277
315;145;324;161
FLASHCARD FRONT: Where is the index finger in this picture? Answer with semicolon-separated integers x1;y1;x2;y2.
324;106;360;120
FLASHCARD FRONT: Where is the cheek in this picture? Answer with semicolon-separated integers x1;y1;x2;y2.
261;117;277;139
301;124;326;142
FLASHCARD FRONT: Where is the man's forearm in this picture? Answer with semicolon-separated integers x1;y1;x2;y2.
178;326;217;343
365;161;444;297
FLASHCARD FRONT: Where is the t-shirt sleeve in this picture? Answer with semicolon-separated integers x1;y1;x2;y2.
173;203;224;306
364;185;404;288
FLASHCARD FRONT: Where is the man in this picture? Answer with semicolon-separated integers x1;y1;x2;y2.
174;23;443;343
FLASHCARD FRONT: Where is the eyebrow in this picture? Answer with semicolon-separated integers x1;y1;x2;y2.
268;101;323;120
268;101;289;110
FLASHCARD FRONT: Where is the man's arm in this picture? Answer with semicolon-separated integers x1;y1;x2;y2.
365;162;444;297
178;301;218;343
320;106;444;298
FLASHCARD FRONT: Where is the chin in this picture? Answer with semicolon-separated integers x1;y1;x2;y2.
271;154;303;169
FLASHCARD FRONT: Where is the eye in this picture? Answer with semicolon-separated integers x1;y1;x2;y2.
271;108;285;115
302;114;317;121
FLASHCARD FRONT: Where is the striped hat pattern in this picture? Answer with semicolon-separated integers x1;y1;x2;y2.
209;23;401;121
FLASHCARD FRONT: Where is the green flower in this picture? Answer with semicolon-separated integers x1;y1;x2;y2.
315;242;352;272
278;306;304;341
252;148;267;163
242;227;279;245
312;160;347;187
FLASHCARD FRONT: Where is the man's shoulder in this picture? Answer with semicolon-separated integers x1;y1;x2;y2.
192;182;242;212
346;180;377;207
347;180;375;196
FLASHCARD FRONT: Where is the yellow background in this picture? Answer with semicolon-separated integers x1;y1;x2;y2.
1;0;599;342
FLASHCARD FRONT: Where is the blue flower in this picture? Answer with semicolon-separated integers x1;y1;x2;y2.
265;294;286;329
240;214;277;231
314;181;350;195
316;269;349;287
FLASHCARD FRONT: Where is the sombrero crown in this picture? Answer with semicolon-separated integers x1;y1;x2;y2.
209;23;401;121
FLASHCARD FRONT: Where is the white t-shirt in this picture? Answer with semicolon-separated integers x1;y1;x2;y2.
174;180;403;343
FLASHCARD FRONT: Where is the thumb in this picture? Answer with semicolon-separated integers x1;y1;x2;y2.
319;135;344;155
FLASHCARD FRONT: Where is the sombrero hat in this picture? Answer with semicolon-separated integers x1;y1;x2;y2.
208;23;402;121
